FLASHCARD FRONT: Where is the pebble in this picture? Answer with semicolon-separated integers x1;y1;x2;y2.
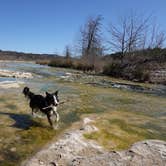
10;147;16;152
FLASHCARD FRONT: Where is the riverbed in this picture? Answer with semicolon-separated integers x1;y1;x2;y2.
0;61;165;166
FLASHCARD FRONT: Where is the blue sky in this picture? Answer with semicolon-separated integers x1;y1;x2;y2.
0;0;166;54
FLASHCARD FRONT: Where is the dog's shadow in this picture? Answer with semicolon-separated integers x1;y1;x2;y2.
0;112;42;129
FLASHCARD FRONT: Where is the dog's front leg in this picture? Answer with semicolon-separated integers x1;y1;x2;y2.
52;106;59;122
46;113;53;127
31;108;34;116
31;108;37;117
55;111;60;122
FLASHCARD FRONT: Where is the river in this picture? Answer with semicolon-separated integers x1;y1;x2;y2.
0;61;165;165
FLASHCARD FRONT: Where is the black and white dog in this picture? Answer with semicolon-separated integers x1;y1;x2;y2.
23;87;60;128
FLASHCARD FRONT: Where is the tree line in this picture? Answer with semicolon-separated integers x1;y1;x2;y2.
63;13;165;69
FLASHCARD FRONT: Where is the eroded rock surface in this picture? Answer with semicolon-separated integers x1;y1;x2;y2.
22;118;166;166
0;80;24;89
0;69;33;78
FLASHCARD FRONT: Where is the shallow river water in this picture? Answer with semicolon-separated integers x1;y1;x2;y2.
0;61;165;166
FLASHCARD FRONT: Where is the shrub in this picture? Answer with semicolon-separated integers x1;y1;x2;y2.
103;62;122;77
48;59;73;68
132;67;150;82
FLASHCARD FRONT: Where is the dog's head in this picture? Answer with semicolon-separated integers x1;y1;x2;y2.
45;91;59;106
23;87;30;96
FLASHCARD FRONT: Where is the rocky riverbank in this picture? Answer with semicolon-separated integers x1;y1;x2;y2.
0;69;32;88
0;69;33;78
0;80;24;89
22;118;166;166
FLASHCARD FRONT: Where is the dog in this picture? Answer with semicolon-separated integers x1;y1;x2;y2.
23;87;60;128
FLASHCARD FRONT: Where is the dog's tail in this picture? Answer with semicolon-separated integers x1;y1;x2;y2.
23;87;34;99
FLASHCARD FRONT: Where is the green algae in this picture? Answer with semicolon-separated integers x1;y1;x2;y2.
0;63;165;165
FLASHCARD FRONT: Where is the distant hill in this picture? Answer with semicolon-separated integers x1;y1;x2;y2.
0;50;60;61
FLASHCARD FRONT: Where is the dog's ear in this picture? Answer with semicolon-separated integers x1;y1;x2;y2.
24;87;29;91
23;87;29;94
46;92;50;96
54;90;58;96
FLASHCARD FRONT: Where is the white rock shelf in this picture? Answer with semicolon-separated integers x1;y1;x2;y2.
22;117;166;166
0;69;33;78
0;81;24;89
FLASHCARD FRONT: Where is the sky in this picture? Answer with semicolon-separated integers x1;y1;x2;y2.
0;0;166;55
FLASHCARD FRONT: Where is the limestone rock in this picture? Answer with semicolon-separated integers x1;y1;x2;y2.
22;118;166;166
0;69;33;78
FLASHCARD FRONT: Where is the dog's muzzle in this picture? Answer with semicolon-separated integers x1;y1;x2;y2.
53;102;59;107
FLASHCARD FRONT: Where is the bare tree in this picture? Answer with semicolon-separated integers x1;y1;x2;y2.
108;13;151;56
65;45;71;59
80;15;104;68
155;31;166;48
108;18;127;57
148;23;166;49
108;12;166;58
64;45;72;65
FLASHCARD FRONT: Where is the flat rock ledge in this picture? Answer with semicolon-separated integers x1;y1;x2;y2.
22;118;166;166
0;81;24;89
0;69;33;78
